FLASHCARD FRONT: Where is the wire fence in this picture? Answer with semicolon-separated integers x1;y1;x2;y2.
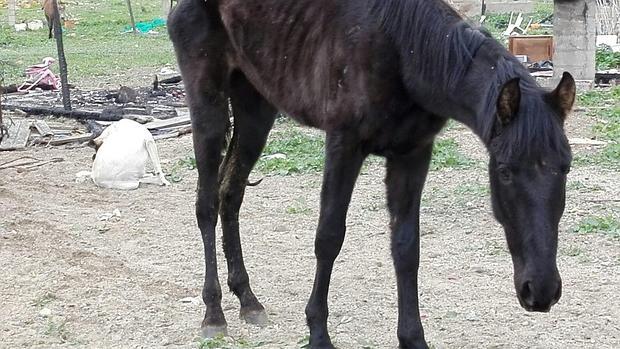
596;0;620;36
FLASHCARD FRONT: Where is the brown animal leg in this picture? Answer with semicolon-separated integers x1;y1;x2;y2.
385;143;434;349
169;0;233;337
305;131;366;349
219;72;276;326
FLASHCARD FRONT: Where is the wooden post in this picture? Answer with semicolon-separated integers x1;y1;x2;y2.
126;0;138;33
52;0;72;111
8;0;16;27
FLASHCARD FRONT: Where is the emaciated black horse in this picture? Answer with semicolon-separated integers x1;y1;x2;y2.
168;0;575;347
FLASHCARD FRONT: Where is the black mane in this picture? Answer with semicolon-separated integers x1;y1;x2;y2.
372;0;569;161
371;0;489;92
480;47;572;161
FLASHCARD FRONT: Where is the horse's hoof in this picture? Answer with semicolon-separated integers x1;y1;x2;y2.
240;308;269;327
201;324;228;338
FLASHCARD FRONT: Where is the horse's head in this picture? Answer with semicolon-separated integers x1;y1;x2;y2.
488;72;575;312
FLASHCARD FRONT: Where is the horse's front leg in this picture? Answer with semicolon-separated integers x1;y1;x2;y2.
385;143;434;349
306;131;366;349
191;92;230;337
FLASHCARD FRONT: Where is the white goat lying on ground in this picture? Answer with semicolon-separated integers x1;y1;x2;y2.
82;119;170;190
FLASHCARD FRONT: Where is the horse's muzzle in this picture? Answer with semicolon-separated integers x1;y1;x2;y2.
517;277;562;312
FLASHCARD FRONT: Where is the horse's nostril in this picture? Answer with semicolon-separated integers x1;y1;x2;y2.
520;281;533;305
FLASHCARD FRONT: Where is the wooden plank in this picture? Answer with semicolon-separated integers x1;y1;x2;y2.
123;114;154;124
34;133;93;146
153;125;193;141
1;104;122;121
0;120;31;150
175;107;189;118
33;120;54;137
145;114;191;130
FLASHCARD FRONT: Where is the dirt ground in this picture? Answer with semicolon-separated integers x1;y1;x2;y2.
0;111;618;349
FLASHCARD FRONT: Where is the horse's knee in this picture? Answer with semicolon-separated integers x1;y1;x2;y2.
196;189;219;226
219;181;243;220
314;223;346;261
305;302;323;323
392;239;420;272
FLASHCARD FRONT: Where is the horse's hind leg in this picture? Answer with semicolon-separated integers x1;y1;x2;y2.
306;131;366;348
385;143;434;349
169;0;230;337
219;72;276;326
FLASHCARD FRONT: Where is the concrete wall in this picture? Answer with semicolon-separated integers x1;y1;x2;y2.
449;0;552;16
553;0;596;82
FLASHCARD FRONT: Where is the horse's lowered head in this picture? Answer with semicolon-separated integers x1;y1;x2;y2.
487;72;576;312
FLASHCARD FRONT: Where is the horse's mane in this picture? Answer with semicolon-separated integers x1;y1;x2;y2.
371;0;489;92
371;0;570;161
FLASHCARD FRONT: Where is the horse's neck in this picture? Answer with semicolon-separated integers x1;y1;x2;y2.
440;43;527;144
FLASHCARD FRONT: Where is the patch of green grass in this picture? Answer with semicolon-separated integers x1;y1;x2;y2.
566;180;586;191
478;13;511;42
574;87;620;168
561;246;584;257
593;105;620;140
197;335;266;349
45;319;69;343
297;335;310;348
596;45;620;70
577;88;617;108
484;239;506;256
167;155;197;183
0;0;174;86
454;183;489;197
255;127;325;175
478;2;553;42
431;138;472;171
286;199;311;215
32;292;58;308
573;216;620;239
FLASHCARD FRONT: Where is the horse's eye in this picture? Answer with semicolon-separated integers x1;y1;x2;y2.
497;165;512;183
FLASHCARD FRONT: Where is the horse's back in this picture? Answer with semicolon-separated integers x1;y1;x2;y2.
170;0;408;130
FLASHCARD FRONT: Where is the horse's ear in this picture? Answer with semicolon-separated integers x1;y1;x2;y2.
549;72;576;120
497;78;521;125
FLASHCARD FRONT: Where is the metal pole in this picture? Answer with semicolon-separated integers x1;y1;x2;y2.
52;0;72;111
126;0;138;33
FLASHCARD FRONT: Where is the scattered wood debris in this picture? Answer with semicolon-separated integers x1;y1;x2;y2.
0;80;191;151
0;120;31;150
0;107;191;151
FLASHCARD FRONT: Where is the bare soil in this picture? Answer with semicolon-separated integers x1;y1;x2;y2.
0;110;618;349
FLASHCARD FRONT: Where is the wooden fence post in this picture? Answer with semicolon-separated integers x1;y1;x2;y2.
126;0;137;33
52;0;71;110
